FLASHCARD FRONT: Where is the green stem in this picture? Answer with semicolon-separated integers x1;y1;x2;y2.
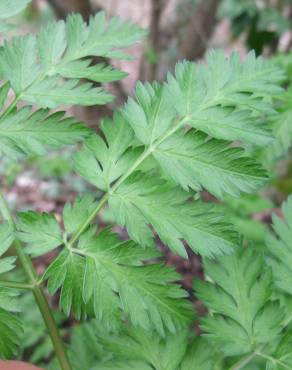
229;342;292;370
32;285;71;370
67;146;152;247
67;193;109;247
228;350;261;370
257;352;292;370
66;117;191;247
0;192;71;370
0;280;33;290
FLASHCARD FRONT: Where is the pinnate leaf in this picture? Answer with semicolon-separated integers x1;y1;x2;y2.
109;172;238;258
0;288;22;359
17;211;63;257
44;228;193;334
0;107;90;158
266;195;292;295
196;248;284;356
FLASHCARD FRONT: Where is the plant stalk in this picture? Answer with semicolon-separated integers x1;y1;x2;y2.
0;192;71;370
256;352;292;370
229;352;257;370
67;145;152;247
228;345;266;370
0;280;33;290
228;350;259;370
66;117;191;248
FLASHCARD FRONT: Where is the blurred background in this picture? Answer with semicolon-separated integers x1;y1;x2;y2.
0;0;292;365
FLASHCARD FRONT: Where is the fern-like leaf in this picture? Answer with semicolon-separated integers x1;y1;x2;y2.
44;224;193;333
74;113;136;191
0;287;22;359
196;248;284;356
267;332;292;370
108;172;238;258
166;52;284;141
0;221;21;359
74;51;284;260
0;13;146;108
153;130;268;197
46;229;193;333
96;325;213;370
17;211;63;257
0;222;15;274
266;195;292;295
0;107;90;158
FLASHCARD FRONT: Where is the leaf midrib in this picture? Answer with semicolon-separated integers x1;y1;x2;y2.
155;147;266;180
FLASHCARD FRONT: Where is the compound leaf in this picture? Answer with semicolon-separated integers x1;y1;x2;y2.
109;172;238;258
266;195;292;295
74;113;136;191
97;326;214;370
98;326;189;370
196;248;284;356
267;332;292;370
45;228;193;334
63;195;98;236
0;287;22;359
57;60;128;83
17;211;63;257
0;222;15;275
0;107;90;158
0;12;145;108
153;130;267;198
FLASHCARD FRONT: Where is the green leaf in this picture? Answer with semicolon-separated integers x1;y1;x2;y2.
64;12;147;60
63;195;98;236
0;256;16;275
122;82;176;145
45;250;90;320
109;172;238;258
45;228;193;333
18;19;118;107
95;361;152;370
0;222;15;274
184;107;273;147
265;105;292;163
74;50;283;261
98;326;189;370
267;332;292;370
266;195;292;295
57;60;128;83
0;13;145;108
0;81;10;111
0;222;14;256
0;107;90;158
66;322;104;370
118;56;273;199
74;113;136;191
37;21;66;71
196;247;284;356
0;35;39;93
0;0;31;19
17;211;63;257
97;326;214;370
153;130;268;198
0;287;22;359
23;77;113;108
166;51;283;145
179;338;214;370
19;292;65;364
